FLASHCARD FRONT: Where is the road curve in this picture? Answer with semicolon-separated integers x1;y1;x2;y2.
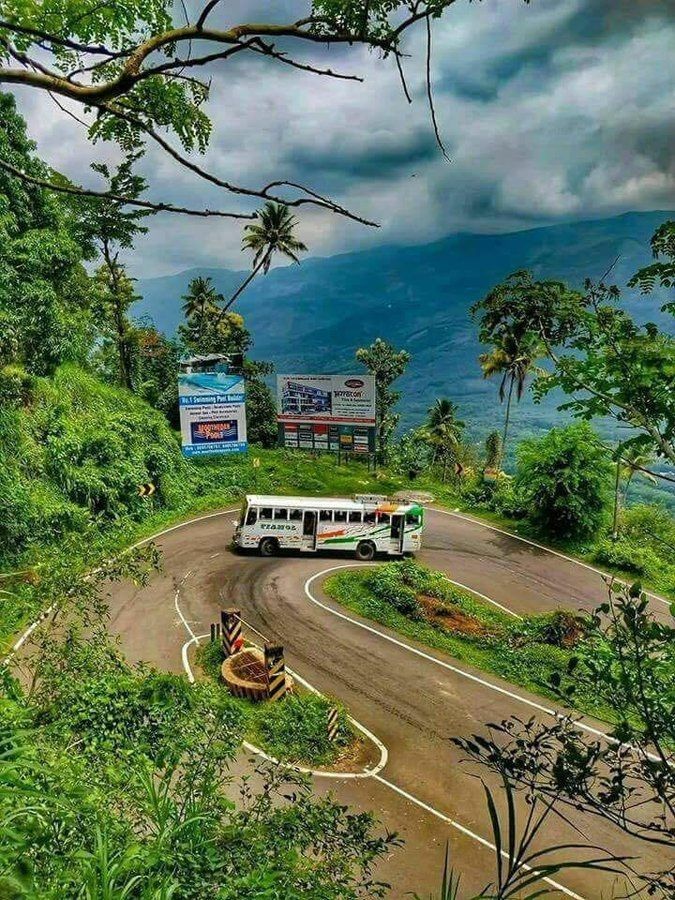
106;507;672;899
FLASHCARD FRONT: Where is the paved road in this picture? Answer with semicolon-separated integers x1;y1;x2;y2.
107;508;673;899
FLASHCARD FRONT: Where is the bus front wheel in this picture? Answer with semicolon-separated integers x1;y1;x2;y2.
259;537;278;557
355;541;375;561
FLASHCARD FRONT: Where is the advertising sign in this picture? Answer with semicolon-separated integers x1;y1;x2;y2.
277;374;376;453
179;371;247;457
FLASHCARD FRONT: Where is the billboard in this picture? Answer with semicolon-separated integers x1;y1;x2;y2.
276;374;376;453
178;371;247;457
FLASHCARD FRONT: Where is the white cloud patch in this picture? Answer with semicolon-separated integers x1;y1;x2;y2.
8;0;675;277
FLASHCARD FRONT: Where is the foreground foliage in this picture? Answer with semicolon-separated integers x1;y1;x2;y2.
0;562;395;898
455;581;675;897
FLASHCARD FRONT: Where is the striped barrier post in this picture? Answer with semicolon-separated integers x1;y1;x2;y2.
327;706;339;742
264;643;287;701
221;608;243;657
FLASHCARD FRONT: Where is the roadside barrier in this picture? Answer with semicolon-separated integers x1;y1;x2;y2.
327;706;339;741
264;642;287;701
221;607;243;656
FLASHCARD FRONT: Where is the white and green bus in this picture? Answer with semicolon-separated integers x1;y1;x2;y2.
233;494;424;560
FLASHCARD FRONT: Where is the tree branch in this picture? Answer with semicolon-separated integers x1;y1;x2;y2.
0;156;255;219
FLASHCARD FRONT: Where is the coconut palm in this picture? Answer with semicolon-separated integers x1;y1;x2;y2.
219;202;307;317
181;276;222;345
426;399;465;479
479;330;543;468
611;444;657;539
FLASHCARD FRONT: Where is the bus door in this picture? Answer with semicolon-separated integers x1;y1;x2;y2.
302;510;317;551
390;515;405;554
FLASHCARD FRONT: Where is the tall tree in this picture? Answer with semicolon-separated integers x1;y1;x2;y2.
0;92;91;375
471;244;675;473
181;276;223;347
356;338;410;461
75;155;153;389
425;398;465;481
221;203;307;315
477;329;543;467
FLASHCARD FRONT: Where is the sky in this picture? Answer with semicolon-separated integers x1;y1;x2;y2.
11;0;675;277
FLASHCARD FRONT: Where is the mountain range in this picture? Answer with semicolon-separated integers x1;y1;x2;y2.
135;210;673;443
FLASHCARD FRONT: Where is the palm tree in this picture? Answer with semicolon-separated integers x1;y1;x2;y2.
181;276;222;345
218;202;307;318
479;330;543;468
611;445;656;539
426;398;465;481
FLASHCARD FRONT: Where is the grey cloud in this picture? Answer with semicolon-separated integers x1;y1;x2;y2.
8;0;675;278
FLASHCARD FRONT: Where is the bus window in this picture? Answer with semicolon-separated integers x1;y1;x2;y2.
348;511;362;523
364;511;376;524
289;508;302;521
334;510;347;522
246;507;258;526
320;510;333;522
260;507;273;520
406;513;421;526
378;512;391;525
274;508;288;520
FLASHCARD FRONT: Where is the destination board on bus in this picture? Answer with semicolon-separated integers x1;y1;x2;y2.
276;374;376;453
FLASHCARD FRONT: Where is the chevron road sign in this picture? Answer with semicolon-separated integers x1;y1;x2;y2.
138;482;156;498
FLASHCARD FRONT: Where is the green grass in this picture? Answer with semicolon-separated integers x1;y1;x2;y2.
324;561;618;724
195;640;354;767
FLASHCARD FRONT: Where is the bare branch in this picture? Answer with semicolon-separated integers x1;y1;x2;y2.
196;0;225;30
0;156;255;219
248;38;364;82
425;15;450;162
395;51;412;103
103;103;379;227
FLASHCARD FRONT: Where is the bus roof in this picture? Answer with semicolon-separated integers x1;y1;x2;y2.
245;494;421;513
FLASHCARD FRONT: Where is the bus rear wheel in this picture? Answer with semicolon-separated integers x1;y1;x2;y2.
355;541;375;561
259;537;278;557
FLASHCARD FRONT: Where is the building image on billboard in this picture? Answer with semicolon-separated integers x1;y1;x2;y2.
281;380;331;416
276;374;376;454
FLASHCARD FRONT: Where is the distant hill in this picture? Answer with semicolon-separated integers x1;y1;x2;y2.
134;210;673;443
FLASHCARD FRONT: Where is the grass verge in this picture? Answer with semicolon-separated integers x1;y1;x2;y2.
323;560;619;724
196;639;355;767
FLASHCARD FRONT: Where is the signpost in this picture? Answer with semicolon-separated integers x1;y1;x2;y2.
178;355;247;457
276;374;376;456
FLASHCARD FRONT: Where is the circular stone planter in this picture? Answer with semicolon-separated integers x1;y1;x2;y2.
221;647;293;701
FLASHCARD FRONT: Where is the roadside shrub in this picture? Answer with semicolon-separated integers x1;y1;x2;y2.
256;693;351;765
366;564;421;616
594;538;661;577
0;364;35;407
515;423;613;540
515;610;589;649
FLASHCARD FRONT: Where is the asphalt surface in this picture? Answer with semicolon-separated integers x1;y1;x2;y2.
106;508;673;899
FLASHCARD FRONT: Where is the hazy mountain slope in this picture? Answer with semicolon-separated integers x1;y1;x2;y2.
135;210;673;437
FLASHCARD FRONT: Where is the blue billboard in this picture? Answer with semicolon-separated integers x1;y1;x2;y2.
178;371;247;457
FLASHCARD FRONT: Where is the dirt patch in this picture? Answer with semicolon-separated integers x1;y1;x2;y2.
418;595;494;637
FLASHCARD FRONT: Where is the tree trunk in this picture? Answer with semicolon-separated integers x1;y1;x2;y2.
104;245;133;391
612;458;622;541
216;250;271;323
500;376;515;471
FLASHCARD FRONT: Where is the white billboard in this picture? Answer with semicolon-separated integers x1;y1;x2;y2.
277;374;376;425
178;371;247;457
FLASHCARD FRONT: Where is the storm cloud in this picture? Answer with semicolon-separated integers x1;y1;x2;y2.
11;0;675;276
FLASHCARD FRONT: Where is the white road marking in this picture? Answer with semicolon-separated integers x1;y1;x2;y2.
179;630;388;780
304;564;661;758
430;506;671;608
443;577;522;619
373;774;585;900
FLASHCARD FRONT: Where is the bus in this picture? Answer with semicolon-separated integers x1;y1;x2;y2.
233;494;424;560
